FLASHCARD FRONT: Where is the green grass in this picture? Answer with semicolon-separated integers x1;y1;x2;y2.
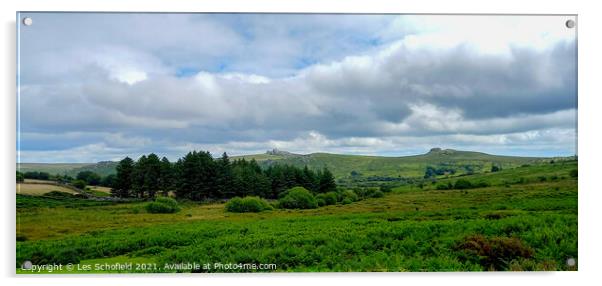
18;162;118;177
238;149;557;179
16;161;577;272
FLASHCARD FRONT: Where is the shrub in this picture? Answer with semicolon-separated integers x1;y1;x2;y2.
473;181;491;188
72;179;87;189
436;182;452;190
353;188;369;198
340;189;359;202
455;234;534;270
43;191;75;199
316;192;337;206
341;198;353;205
16;171;24;182
569;169;578;178
379;184;393;193
454;179;473;190
316;198;326;207
278;187;318;209
364;189;384;198
145;197;180;214
370;190;384;198
225;196;272;213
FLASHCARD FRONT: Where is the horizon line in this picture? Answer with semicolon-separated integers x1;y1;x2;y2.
16;147;578;164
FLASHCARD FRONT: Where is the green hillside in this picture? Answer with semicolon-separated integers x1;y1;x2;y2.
17;163;93;175
19;148;566;180
18;161;118;177
235;148;557;179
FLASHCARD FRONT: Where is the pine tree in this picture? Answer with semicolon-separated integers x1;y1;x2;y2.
159;157;174;196
318;167;337;193
112;157;134;198
216;152;234;198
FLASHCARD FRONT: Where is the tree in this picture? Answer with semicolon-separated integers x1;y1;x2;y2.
76;171;102;186
231;158;271;198
142;153;162;198
491;165;501;172
159;157;174;196
175;151;217;200
424;166;437;178
112;157;134;198
215;152;234;198
318;167;337;193
16;171;24;182
101;174;117;188
72;179;87;189
23;171;50;180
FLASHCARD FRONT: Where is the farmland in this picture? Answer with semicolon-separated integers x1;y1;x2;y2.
16;159;577;272
17;182;79;196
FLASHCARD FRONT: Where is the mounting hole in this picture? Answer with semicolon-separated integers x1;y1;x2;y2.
566;258;576;266
22;17;33;26
22;260;32;269
565;19;575;29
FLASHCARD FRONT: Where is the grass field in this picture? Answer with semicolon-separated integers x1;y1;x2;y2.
16;160;577;273
18;163;93;175
16;183;79;196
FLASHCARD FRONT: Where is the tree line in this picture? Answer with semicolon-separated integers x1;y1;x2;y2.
16;170;116;189
111;151;337;200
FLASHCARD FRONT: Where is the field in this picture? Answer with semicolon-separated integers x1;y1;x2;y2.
18;163;93;175
17;183;79;196
16;160;577;273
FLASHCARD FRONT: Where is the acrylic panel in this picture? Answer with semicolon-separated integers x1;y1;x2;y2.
16;13;577;273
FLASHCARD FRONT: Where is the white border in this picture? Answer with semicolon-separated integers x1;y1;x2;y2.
2;1;600;286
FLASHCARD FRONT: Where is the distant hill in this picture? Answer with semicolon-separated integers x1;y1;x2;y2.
18;161;118;177
233;148;555;179
19;148;563;179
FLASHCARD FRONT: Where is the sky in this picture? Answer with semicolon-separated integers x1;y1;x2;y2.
17;13;577;163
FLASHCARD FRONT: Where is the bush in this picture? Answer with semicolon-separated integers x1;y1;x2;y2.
473;181;491;188
455;234;534;270
278;187;318;209
225;196;272;213
454;179;473;190
316;198;326;207
145;197;180;214
341;198;353;205
340;190;359;203
436;182;452;190
16;171;24;183
316;192;338;206
72;179;87;189
379;184;393;193
369;190;384;198
353;188;368;198
43;191;75;199
569;169;578;178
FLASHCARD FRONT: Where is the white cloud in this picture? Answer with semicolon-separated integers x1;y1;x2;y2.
17;14;577;160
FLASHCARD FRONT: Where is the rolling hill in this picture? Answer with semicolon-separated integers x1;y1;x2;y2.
18;148;562;180
234;148;554;179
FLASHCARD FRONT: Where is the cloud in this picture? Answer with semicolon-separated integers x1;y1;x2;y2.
17;14;577;161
